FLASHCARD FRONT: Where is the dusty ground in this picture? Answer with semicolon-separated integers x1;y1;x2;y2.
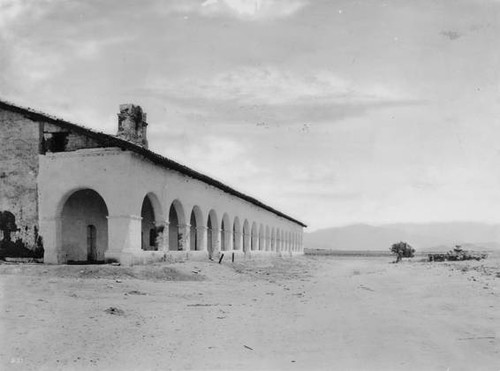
0;254;499;371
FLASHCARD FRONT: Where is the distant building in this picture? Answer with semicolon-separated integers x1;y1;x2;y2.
0;100;305;265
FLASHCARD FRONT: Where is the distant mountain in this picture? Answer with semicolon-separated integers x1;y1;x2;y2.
304;223;500;251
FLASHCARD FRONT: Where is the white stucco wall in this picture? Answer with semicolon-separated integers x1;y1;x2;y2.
38;147;304;265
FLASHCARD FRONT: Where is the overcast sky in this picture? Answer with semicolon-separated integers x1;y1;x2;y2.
1;0;500;230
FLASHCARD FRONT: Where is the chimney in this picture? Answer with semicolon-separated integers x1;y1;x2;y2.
116;104;148;148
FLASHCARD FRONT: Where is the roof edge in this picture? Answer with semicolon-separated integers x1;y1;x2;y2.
0;98;307;227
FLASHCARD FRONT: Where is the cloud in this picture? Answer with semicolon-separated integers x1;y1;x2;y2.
156;0;307;20
0;0;64;34
132;66;417;128
146;66;410;106
199;0;308;20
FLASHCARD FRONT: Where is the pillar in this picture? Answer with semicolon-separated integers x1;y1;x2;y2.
221;229;233;251
178;223;191;251
159;221;169;251
243;232;250;253
196;226;207;252
106;214;142;263
40;217;62;264
233;231;242;251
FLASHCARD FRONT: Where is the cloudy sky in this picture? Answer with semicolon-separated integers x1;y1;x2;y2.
1;0;500;230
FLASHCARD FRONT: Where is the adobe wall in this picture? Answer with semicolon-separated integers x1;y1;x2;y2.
0;109;41;248
38;148;304;265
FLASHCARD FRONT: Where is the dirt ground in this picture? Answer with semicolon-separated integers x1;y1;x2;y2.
0;254;499;371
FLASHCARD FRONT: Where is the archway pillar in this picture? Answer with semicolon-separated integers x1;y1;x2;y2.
213;228;221;253
40;217;62;264
159;221;169;251
196;226;207;252
106;214;142;263
178;223;191;251
221;230;233;251
233;231;242;251
243;233;250;253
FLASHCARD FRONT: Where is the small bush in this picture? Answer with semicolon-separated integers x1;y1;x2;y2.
390;241;415;263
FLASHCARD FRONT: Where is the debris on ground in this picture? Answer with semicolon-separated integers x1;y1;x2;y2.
428;245;487;262
104;307;125;316
125;290;147;296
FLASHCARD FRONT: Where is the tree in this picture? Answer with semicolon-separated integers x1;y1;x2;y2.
390;241;415;263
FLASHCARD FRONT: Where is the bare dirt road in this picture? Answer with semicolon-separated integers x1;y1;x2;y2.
0;255;499;370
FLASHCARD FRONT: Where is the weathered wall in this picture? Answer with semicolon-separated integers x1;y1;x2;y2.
0;107;119;255
0;109;41;249
38;148;304;264
41;122;103;153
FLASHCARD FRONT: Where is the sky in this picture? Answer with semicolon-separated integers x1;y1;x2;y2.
1;0;500;231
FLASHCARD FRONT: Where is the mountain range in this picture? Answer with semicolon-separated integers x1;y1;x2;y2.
304;223;500;252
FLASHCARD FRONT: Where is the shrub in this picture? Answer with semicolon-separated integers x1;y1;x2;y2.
390;241;415;263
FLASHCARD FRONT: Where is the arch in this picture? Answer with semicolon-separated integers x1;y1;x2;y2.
265;226;270;251
189;205;204;251
251;222;258;251
61;189;108;263
221;213;231;251
141;193;162;251
242;219;250;253
168;199;186;251
233;217;242;251
207;209;219;258
258;224;265;251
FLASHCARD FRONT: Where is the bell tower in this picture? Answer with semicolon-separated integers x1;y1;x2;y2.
116;104;148;148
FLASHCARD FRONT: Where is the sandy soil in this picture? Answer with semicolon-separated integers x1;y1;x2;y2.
0;255;499;371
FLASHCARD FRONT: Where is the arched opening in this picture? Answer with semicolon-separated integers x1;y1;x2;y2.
61;189;108;263
243;219;250;252
233;217;242;251
190;206;204;251
168;200;185;251
221;213;231;251
207;209;218;258
271;228;275;251
141;195;160;251
251;222;258;251
169;205;179;251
